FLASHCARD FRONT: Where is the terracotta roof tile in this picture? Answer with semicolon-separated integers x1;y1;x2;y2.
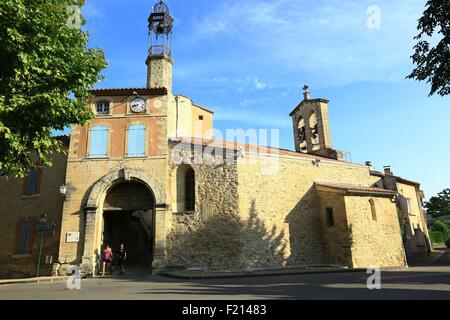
315;182;396;196
88;87;168;96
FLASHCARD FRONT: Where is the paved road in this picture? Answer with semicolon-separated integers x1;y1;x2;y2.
0;264;449;300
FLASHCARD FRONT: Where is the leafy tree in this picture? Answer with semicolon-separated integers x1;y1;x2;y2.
425;188;450;218
431;220;449;236
0;0;107;177
407;0;450;96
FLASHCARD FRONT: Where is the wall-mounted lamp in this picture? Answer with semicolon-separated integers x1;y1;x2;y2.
59;185;70;200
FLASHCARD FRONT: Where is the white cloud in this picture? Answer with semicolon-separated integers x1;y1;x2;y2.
182;0;426;87
254;78;267;90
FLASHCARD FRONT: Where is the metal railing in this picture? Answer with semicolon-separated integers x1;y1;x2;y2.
149;45;171;57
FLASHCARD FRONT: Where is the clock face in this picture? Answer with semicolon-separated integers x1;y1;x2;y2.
130;98;147;113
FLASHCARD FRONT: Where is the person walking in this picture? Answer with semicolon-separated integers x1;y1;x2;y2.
117;243;127;275
101;243;113;276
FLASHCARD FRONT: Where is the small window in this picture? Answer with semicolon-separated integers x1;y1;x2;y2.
198;115;204;121
369;199;377;221
326;208;335;227
96;101;110;115
23;168;42;196
127;124;146;157
16;220;34;255
89;125;109;157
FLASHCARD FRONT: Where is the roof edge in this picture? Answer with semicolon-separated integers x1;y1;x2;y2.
87;87;168;97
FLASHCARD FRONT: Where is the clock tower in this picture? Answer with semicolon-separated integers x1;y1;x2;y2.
146;0;174;93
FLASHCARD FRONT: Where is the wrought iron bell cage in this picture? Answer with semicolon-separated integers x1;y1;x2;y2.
148;0;174;57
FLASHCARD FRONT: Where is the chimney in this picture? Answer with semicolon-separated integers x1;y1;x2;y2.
383;165;393;176
365;161;372;170
303;84;311;101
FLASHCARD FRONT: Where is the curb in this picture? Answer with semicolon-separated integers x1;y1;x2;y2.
159;268;368;280
0;276;69;286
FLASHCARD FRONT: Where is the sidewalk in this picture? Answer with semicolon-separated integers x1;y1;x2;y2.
0;276;68;286
159;266;370;280
407;248;447;267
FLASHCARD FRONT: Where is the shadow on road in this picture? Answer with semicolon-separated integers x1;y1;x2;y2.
101;268;450;300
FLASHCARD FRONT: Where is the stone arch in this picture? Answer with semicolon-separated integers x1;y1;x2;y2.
86;168;165;209
81;168;166;275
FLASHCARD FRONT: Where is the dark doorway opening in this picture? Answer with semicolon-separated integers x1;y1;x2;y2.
102;181;155;274
103;211;153;272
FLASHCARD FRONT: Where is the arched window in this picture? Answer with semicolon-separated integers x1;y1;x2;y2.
369;199;377;221
96;101;110;115
297;117;307;152
127;124;146;157
174;165;196;212
309;112;320;150
184;168;195;211
89;125;108;157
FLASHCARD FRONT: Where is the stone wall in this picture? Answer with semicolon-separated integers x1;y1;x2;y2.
147;55;173;93
317;191;353;266
166;146;242;269
165;147;407;270
345;195;406;268
396;182;431;254
237;154;376;267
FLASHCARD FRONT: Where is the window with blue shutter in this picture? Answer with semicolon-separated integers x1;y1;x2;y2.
27;169;38;195
89;126;108;157
23;168;42;196
128;124;146;157
16;221;33;255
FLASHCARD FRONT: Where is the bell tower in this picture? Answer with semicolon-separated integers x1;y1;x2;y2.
146;0;174;93
290;85;340;159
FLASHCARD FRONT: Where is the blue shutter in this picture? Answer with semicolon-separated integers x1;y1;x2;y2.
89;126;108;157
17;222;32;254
128;125;146;156
27;169;38;195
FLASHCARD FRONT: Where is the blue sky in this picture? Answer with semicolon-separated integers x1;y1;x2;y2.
79;0;450;199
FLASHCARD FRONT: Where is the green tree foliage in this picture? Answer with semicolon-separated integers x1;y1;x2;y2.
431;220;449;236
407;0;450;96
425;188;450;218
0;0;107;177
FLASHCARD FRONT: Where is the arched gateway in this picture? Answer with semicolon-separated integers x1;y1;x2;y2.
81;168;167;274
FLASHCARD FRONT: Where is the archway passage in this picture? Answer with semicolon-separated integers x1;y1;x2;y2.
102;181;155;273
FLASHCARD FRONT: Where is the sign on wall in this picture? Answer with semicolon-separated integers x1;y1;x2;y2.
66;232;80;243
36;222;55;237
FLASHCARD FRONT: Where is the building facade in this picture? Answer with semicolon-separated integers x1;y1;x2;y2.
0;1;431;278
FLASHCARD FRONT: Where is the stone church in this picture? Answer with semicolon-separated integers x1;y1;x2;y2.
0;1;431;278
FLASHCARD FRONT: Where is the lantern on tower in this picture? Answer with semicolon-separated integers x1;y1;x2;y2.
148;0;174;57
